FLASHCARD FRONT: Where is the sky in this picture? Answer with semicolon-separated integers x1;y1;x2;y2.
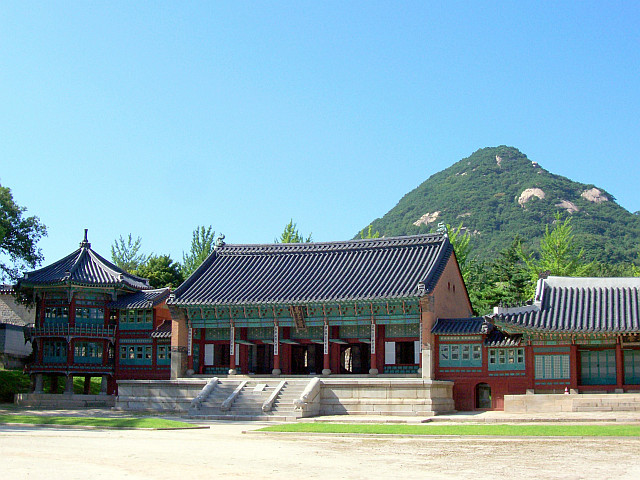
2;1;639;268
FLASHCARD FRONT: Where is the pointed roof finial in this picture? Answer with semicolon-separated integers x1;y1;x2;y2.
80;229;91;249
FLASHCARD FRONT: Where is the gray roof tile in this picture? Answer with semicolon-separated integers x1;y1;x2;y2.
169;234;452;306
108;288;170;309
492;276;640;333
18;234;150;291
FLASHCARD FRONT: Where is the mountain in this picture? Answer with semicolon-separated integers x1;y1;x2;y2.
361;146;640;265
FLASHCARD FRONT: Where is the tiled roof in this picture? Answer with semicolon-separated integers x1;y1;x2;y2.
431;317;489;335
150;320;172;338
18;233;150;291
0;284;14;295
491;276;640;333
108;288;170;309
169;234;453;306
484;330;522;347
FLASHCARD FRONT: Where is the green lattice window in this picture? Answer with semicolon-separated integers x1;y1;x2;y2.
74;341;103;364
535;354;570;380
157;345;171;365
385;323;419;338
43;340;67;363
580;350;616;385
624;350;640;384
119;345;153;365
44;306;69;325
75;307;104;325
488;348;525;371
119;309;153;329
439;344;482;367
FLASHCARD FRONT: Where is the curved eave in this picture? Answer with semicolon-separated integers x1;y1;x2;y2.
491;318;638;335
168;294;422;308
19;280;146;293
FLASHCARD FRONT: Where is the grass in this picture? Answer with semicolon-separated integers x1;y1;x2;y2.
258;423;640;437
0;368;103;402
0;414;195;429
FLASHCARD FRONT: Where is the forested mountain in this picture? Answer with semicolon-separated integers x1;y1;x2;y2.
361;146;640;266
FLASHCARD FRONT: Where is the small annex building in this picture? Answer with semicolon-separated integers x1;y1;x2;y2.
16;231;172;397
432;276;640;411
166;234;473;381
0;284;34;368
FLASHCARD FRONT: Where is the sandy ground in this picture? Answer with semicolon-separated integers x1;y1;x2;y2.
1;422;640;480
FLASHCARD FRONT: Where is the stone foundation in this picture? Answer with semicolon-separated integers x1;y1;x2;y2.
14;393;115;408
504;393;640;413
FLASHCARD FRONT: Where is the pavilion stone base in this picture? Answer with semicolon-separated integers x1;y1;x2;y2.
115;377;455;417
504;393;640;414
319;379;454;416
14;393;115;409
115;379;208;412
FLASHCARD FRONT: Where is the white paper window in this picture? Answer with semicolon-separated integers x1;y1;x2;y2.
385;342;396;365
204;344;214;365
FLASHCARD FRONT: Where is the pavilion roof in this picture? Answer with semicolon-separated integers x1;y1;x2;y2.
169;234;453;306
108;288;170;309
18;231;150;292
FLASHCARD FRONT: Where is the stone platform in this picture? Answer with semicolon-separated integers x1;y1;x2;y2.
14;393;116;408
115;376;455;418
504;392;640;413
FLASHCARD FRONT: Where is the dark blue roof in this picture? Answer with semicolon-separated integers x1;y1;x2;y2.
492;276;640;333
484;330;522;347
19;233;150;291
169;234;453;306
108;288;170;309
431;317;488;335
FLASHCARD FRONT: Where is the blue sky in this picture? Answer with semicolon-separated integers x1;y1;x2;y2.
2;1;639;266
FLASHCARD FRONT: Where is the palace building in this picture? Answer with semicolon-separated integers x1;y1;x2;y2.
17;231;172;396
432;276;640;410
165;233;473;383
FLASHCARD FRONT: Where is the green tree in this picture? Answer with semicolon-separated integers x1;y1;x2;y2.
484;236;530;308
0;184;47;280
446;223;471;283
133;255;184;289
182;226;216;277
111;234;149;272
520;213;593;297
358;224;380;239
276;219;312;243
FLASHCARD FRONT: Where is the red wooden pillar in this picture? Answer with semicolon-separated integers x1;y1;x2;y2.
322;321;331;375
376;325;385;373
69;296;76;327
229;324;236;374
272;322;281;375
369;321;378;375
616;339;624;389
570;344;579;390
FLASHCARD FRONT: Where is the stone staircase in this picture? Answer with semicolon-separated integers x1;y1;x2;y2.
188;378;309;421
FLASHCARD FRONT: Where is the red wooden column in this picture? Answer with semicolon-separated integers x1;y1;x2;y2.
272;322;281;375
616;339;624;390
229;323;237;374
322;320;331;375
570;344;579;391
369;320;378;375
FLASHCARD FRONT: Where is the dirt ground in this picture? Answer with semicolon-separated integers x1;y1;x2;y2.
1;422;639;480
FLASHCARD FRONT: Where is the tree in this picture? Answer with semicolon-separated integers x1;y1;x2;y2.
182;226;216;277
446;223;471;283
133;255;184;289
358;224;380;239
520;213;593;297
111;234;149;272
484;236;530;308
276;219;312;243
0;184;47;280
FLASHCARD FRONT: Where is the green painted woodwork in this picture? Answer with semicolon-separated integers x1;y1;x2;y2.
580;350;616;385
488;348;525;371
204;328;230;340
119;309;152;330
339;324;371;339
533;346;571;353
624;350;640;384
384;365;419;374
119;338;153;344
247;327;274;340
439;344;482;367
157;345;171;365
386;323;419;338
290;326;323;340
439;335;482;342
192;343;200;372
44;306;69;325
120;345;153;366
74;342;103;364
75;307;104;326
43;340;67;363
535;354;570;380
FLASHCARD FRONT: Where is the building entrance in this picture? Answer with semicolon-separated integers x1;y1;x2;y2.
291;344;323;375
248;344;273;374
340;343;370;374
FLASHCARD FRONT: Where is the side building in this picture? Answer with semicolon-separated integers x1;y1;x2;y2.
432;276;640;410
0;285;34;368
17;231;170;395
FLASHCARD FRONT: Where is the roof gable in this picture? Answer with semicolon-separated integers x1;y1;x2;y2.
170;234;452;306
